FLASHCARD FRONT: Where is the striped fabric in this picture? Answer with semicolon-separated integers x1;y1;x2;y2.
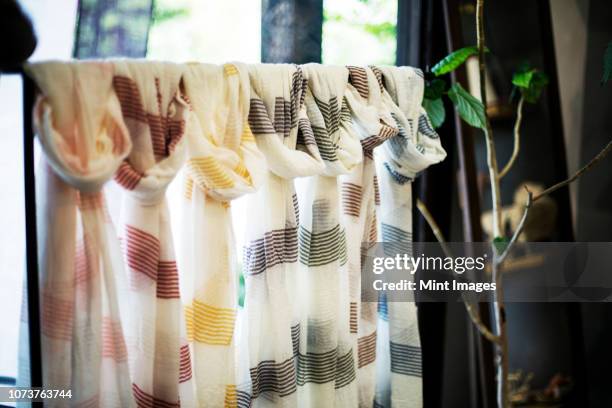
293;64;363;407
373;66;447;408
111;60;196;407
180;63;266;406
25;60;446;408
238;64;325;407
340;66;400;407
23;61;133;406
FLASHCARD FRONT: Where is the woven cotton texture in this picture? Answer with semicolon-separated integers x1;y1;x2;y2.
294;64;362;407
21;59;447;408
180;62;266;407
111;60;195;407
24;61;133;407
372;66;447;408
237;64;327;407
340;66;401;407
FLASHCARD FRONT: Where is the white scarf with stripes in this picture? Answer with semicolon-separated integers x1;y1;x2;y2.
294;64;362;407
373;66;447;407
111;60;195;407
24;61;133;406
238;63;325;407
179;62;266;406
22;60;447;408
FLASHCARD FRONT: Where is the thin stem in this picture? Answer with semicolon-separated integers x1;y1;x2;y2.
415;199;452;256
477;0;503;238
416;199;500;344
533;139;612;202
497;189;533;265
498;96;525;179
477;1;507;405
491;256;508;408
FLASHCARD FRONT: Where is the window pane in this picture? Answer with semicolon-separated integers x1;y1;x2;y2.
0;76;25;382
322;0;397;65
147;0;262;63
0;0;77;385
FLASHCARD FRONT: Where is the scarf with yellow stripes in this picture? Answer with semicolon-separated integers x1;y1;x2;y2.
180;62;266;407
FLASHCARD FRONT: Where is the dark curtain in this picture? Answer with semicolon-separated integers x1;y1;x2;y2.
261;0;323;64
73;0;154;58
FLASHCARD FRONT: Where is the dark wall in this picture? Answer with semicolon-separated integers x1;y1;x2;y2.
574;1;612;406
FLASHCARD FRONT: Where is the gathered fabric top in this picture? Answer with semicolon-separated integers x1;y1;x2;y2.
26;60;446;195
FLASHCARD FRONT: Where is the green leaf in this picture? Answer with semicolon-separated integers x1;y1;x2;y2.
512;63;549;104
493;236;509;254
432;46;488;77
602;41;612;85
422;98;446;128
447;83;486;129
523;71;549;103
424;79;446;100
512;69;535;89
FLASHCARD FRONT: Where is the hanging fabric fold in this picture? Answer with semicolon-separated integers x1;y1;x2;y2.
22;61;133;407
111;60;195;407
238;63;325;407
293;63;362;407
340;66;399;407
21;58;448;408
371;65;447;408
180;62;266;407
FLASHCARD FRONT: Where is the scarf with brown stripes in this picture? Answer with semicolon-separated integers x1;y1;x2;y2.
180;62;266;407
237;64;325;407
372;65;446;408
340;66;400;407
112;60;195;407
24;61;133;406
292;63;363;407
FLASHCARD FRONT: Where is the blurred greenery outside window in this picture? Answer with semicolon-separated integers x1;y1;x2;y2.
322;0;397;65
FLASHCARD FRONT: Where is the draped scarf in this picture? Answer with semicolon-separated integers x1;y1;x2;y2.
371;66;446;407
180;62;266;407
23;61;133;406
111;60;195;407
239;64;325;407
294;64;362;407
339;66;399;407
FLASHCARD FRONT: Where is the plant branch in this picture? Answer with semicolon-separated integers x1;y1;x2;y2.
497;189;532;264
498;95;525;179
532;139;612;202
416;199;500;344
476;0;503;238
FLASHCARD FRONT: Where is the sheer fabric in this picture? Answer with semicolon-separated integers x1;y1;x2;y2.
372;66;447;407
21;60;446;408
339;66;400;407
179;62;265;406
238;64;326;407
111;60;195;407
294;64;362;407
23;61;133;407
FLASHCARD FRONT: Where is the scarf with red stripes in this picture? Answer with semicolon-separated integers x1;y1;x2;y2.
24;61;133;406
112;60;195;407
